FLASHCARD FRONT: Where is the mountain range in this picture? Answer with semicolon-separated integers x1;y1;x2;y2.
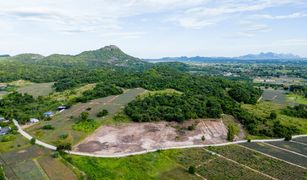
146;52;305;63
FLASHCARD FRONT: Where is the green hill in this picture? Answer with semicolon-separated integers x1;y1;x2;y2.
5;45;147;68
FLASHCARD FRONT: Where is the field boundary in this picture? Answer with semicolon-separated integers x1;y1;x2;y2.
13;119;307;158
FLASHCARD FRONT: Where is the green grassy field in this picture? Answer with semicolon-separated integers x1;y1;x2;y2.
287;93;307;105
65;145;307;180
243;101;307;134
64;148;210;179
0;134;31;153
17;82;54;97
26;88;145;145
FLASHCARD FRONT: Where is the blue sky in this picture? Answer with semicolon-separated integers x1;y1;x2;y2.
1;0;307;58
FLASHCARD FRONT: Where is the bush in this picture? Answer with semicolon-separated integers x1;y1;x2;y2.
80;112;89;121
188;166;196;174
59;133;68;139
201;135;205;141
42;124;55;130
51;151;60;158
269;112;277;119
57;143;72;151
30;138;36;145
187;125;195;131
0;134;15;142
97;109;108;117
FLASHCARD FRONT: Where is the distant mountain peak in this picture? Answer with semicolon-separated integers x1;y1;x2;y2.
99;45;121;51
238;52;301;60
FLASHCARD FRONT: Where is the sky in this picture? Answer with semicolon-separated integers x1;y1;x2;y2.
0;0;307;58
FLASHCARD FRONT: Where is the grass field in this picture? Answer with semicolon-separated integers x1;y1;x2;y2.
287;93;307;105
26;88;145;145
64;148;210;179
207;144;307;179
0;134;31;153
0;145;78;180
242;142;307;168
65;144;307;180
17;82;54;97
243;101;307;134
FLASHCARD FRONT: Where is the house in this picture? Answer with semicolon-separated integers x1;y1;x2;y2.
43;111;54;117
0;126;10;135
57;106;67;111
29;118;39;123
0;117;9;123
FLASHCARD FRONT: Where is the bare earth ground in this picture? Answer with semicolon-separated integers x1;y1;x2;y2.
75;120;243;155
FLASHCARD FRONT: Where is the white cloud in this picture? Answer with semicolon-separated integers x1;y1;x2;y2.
253;12;307;19
171;0;306;29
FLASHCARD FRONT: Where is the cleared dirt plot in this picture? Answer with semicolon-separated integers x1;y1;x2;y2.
74;120;239;155
26;88;145;145
242;142;307;168
261;89;287;104
293;136;307;144
17;82;54;97
267;141;307;156
208;145;307;180
197;157;270;180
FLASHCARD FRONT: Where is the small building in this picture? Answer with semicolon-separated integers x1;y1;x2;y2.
0;126;10;135
29;118;39;123
57;106;67;111
0;117;9;123
43;111;54;117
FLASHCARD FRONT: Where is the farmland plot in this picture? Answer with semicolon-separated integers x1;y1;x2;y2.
242;142;307;168
207;145;307;179
197;157;270;180
267;141;307;156
261;89;286;104
293;136;307;144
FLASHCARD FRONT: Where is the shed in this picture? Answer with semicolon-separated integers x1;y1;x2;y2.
58;106;67;111
0;126;10;135
30;118;39;123
43;111;54;117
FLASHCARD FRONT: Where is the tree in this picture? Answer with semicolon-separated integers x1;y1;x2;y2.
97;109;108;117
80;112;89;121
227;124;235;141
269;112;277;119
188;166;196;174
30;138;36;145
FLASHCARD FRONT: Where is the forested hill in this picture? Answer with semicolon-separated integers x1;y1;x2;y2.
2;45;148;68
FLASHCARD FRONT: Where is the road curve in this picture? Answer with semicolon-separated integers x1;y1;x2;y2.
13;119;307;158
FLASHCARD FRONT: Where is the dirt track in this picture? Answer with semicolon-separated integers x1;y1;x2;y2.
74;120;241;155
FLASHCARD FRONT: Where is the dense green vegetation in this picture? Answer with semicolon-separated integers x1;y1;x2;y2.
0;166;5;180
0;92;60;124
283;105;307;118
76;83;123;103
